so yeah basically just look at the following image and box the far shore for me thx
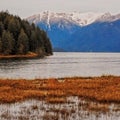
[0,76,120,104]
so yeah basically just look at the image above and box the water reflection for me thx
[0,59,28,70]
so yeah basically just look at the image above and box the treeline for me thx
[0,11,52,56]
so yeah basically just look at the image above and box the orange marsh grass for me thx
[0,76,120,104]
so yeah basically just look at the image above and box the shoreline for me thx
[0,53,53,60]
[0,52,54,59]
[0,53,39,59]
[0,76,120,104]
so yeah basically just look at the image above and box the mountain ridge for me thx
[27,11,120,27]
[27,11,120,52]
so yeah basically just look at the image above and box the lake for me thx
[0,52,120,79]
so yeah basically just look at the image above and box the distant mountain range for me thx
[27,11,120,52]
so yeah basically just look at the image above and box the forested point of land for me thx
[0,11,52,57]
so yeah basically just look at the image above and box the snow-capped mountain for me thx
[27,11,120,52]
[27,11,120,27]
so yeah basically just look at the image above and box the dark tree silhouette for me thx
[2,30,15,55]
[17,29,29,54]
[0,37,2,53]
[0,11,53,56]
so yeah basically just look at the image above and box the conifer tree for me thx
[8,18,21,40]
[30,30,37,52]
[2,30,15,55]
[0,22,4,36]
[17,29,29,54]
[0,37,2,53]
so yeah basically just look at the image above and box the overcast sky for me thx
[0,0,120,18]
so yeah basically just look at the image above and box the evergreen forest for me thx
[0,11,52,56]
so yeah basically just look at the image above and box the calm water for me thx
[0,52,120,79]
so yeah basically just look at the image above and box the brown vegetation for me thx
[0,76,120,104]
[0,52,38,59]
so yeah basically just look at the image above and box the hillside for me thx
[0,11,52,58]
[27,11,120,52]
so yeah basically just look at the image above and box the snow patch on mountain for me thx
[96,12,120,22]
[27,11,120,27]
